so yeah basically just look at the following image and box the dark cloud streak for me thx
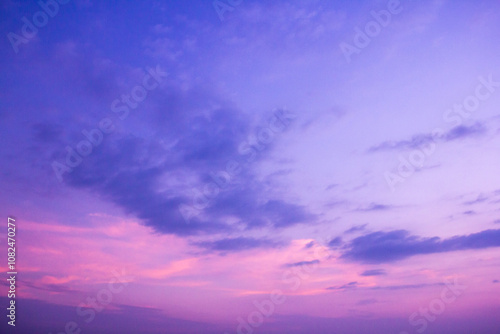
[368,123,487,153]
[341,229,500,263]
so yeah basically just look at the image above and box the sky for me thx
[1,0,500,333]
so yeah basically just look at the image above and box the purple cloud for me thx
[341,229,500,263]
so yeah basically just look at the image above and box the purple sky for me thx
[1,0,500,333]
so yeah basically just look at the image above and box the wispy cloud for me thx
[368,283,445,291]
[195,237,282,253]
[345,224,368,234]
[326,282,444,291]
[360,269,386,277]
[328,237,343,248]
[368,123,487,153]
[444,123,487,140]
[326,281,358,290]
[463,194,489,205]
[341,229,500,263]
[355,203,394,212]
[284,259,320,268]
